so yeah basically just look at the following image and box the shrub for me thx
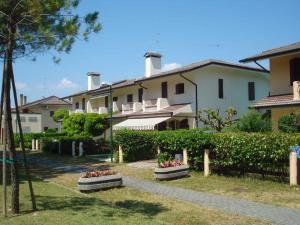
[278,114,300,133]
[114,129,156,162]
[233,110,271,132]
[53,108,69,122]
[157,152,173,164]
[62,113,107,136]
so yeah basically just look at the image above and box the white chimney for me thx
[23,96,27,105]
[144,52,162,77]
[87,72,101,91]
[293,81,300,100]
[20,94,24,106]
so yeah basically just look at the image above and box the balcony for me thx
[99,107,108,114]
[122,102,142,114]
[143,98,169,112]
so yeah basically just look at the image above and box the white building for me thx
[64,52,269,131]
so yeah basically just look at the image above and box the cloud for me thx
[16,82,29,90]
[56,78,78,89]
[161,63,182,72]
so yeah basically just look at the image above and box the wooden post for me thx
[204,149,210,177]
[119,145,123,163]
[31,139,35,151]
[183,148,188,165]
[157,146,161,155]
[35,139,39,151]
[290,151,298,186]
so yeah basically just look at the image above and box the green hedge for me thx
[115,129,300,177]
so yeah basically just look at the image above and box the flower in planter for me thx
[159,160,183,168]
[81,169,116,178]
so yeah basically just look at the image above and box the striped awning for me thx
[113,117,170,130]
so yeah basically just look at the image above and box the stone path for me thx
[25,155,300,225]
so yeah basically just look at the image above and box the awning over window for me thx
[113,117,171,130]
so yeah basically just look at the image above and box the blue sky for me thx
[7,0,300,102]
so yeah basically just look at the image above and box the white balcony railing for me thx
[142,98,169,112]
[122,102,142,114]
[99,107,108,114]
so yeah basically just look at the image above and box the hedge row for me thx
[115,129,300,176]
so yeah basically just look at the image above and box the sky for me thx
[5,0,300,102]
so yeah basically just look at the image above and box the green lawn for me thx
[0,166,269,225]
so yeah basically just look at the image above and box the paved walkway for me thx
[25,155,300,225]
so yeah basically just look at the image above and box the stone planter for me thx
[78,174,122,191]
[154,165,189,180]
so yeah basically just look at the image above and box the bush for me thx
[278,114,300,133]
[53,108,69,122]
[232,110,272,132]
[62,113,107,136]
[114,129,156,162]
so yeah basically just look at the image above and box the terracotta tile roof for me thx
[240,41,300,63]
[252,94,300,108]
[20,96,71,109]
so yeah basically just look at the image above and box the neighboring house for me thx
[19,95,72,131]
[240,41,300,130]
[64,52,269,131]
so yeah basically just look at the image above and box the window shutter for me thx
[290,58,300,85]
[105,96,109,107]
[248,82,255,101]
[82,98,86,110]
[127,94,133,103]
[218,79,223,99]
[161,82,168,98]
[138,88,143,103]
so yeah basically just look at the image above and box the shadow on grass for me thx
[35,195,168,218]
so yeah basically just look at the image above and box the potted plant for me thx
[78,169,122,191]
[154,152,189,180]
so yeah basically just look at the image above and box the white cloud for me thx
[56,78,78,89]
[16,82,29,90]
[161,63,182,72]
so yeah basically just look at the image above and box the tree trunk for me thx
[5,33,19,214]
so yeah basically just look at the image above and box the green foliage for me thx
[114,130,156,162]
[0,0,101,61]
[232,110,272,132]
[198,107,237,131]
[53,108,69,122]
[278,113,300,133]
[45,128,57,134]
[62,113,107,136]
[157,152,173,164]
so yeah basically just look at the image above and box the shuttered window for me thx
[161,82,168,98]
[248,82,255,101]
[218,79,223,99]
[175,83,185,94]
[82,98,86,110]
[113,97,118,102]
[127,94,133,103]
[105,96,109,108]
[290,58,300,85]
[138,88,143,103]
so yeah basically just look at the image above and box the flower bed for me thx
[78,170,122,191]
[154,161,189,180]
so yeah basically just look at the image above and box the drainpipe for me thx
[179,72,199,128]
[109,85,113,162]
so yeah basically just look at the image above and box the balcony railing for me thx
[122,102,142,114]
[142,98,169,112]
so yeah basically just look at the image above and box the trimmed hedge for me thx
[115,129,300,177]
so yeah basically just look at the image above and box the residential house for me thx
[19,95,72,131]
[240,41,300,129]
[64,52,269,132]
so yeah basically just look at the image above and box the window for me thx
[218,79,223,99]
[20,116,26,122]
[127,94,133,103]
[28,117,38,122]
[138,88,143,103]
[290,58,300,85]
[105,96,109,108]
[248,82,255,101]
[113,97,118,102]
[175,83,185,94]
[161,82,168,98]
[75,102,79,109]
[44,127,48,131]
[50,111,54,117]
[180,119,189,129]
[82,98,86,110]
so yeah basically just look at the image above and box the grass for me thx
[0,165,270,225]
[114,164,300,210]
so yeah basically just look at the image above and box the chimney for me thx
[293,81,300,100]
[87,72,100,91]
[144,52,162,77]
[23,95,27,105]
[20,94,24,106]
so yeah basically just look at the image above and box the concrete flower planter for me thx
[154,165,189,180]
[78,174,122,191]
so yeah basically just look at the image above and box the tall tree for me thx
[0,0,101,214]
